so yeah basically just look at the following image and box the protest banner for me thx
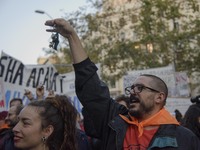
[1,51,190,114]
[123,65,190,98]
[0,78,6,111]
[0,51,82,112]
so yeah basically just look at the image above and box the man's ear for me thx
[155,92,165,104]
[43,125,54,138]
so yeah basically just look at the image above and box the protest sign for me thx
[0,52,82,112]
[123,65,190,97]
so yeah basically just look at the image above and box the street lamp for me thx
[35,10,53,19]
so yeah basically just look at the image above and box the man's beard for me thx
[128,95,154,119]
[129,110,142,118]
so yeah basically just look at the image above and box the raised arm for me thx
[45,18,87,64]
[45,18,127,139]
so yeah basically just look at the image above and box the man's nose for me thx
[130,89,136,95]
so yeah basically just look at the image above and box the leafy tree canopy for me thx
[45,0,200,91]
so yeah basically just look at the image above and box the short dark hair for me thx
[140,74,168,105]
[15,105,24,115]
[10,98,23,106]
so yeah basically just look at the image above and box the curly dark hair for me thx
[28,95,77,150]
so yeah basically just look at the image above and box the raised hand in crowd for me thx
[45,18,87,63]
[24,89,34,101]
[47,90,55,98]
[36,84,44,100]
[24,84,44,101]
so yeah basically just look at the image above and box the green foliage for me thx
[43,0,200,88]
[82,0,200,83]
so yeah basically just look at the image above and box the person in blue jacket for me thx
[45,18,200,150]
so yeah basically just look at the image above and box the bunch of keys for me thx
[49,32,59,50]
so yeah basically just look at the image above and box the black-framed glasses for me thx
[125,84,160,95]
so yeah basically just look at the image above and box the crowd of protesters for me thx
[0,17,199,150]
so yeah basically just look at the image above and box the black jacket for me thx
[76,128,92,150]
[0,128,20,150]
[74,58,200,150]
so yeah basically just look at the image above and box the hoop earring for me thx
[42,137,47,143]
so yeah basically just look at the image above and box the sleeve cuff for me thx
[73,57,92,70]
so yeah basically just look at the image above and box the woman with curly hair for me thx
[13,95,77,150]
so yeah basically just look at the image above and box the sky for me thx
[0,0,87,65]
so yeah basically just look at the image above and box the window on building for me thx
[106,21,113,28]
[131,15,138,23]
[119,17,126,27]
[132,31,137,41]
[146,43,153,53]
[195,4,199,12]
[120,32,125,41]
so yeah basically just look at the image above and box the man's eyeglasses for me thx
[125,84,160,95]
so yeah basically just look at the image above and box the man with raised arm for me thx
[45,18,200,150]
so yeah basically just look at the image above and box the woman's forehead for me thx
[19,106,41,119]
